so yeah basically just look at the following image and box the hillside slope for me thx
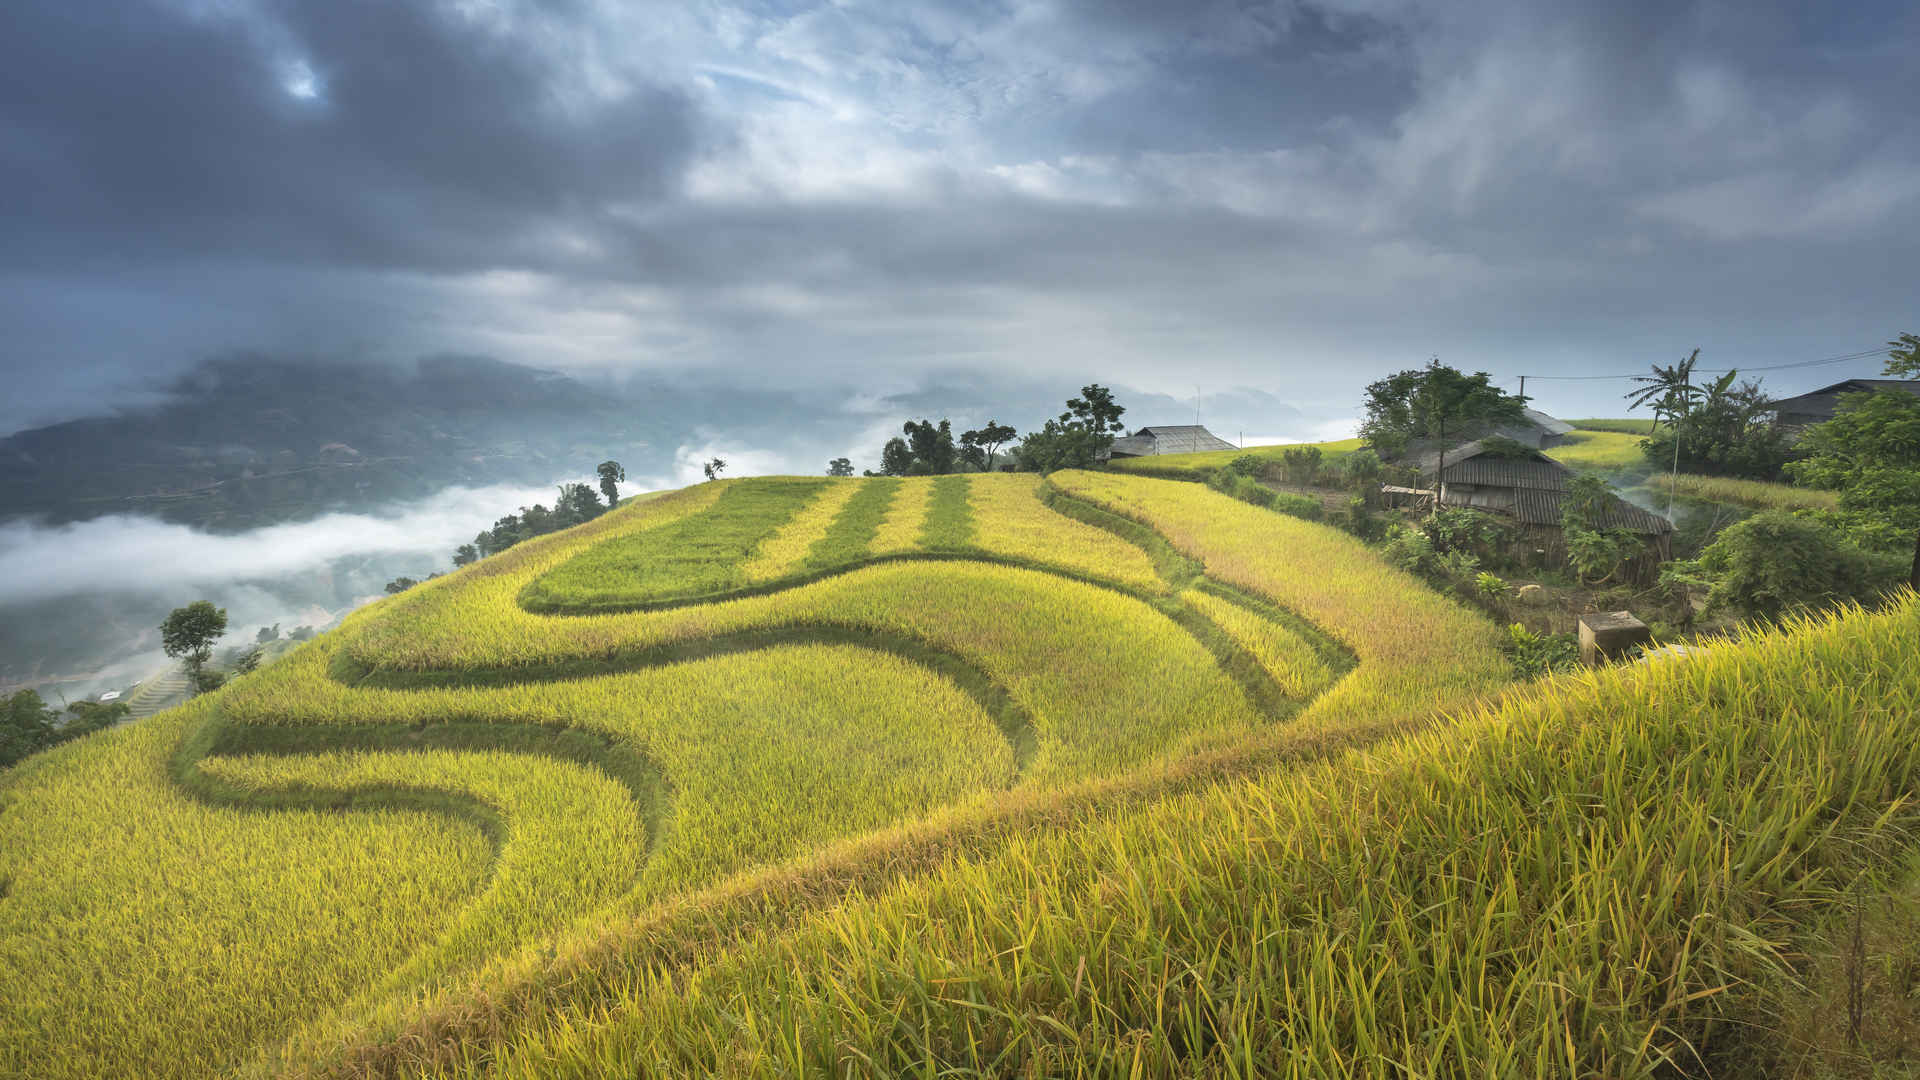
[5,470,1898,1078]
[0,472,1506,1078]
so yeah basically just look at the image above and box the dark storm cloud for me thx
[2,0,700,273]
[4,0,1919,435]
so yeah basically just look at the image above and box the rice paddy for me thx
[0,468,1889,1079]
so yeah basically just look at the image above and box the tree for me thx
[452,543,480,567]
[1065,385,1126,440]
[877,438,914,476]
[384,577,420,594]
[902,419,958,474]
[1014,386,1128,473]
[596,460,625,506]
[555,482,603,525]
[1626,349,1704,515]
[826,457,854,477]
[256,623,281,643]
[960,421,1017,471]
[1884,332,1920,378]
[288,625,315,641]
[160,601,228,681]
[1784,376,1920,552]
[1,690,61,768]
[1359,360,1527,461]
[1637,371,1788,480]
[703,457,727,481]
[64,698,130,735]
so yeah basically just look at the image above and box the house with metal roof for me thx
[1385,436,1673,580]
[1105,425,1239,459]
[1414,440,1673,536]
[1770,378,1920,434]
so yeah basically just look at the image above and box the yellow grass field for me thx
[6,467,1884,1078]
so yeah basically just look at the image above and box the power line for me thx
[1519,345,1894,383]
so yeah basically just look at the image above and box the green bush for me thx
[1667,510,1908,622]
[1503,623,1580,678]
[1268,490,1323,522]
[1281,446,1324,486]
[1340,448,1383,488]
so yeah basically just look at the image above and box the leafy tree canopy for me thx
[1014,385,1127,474]
[826,457,854,477]
[1782,331,1920,549]
[160,601,227,669]
[1360,360,1527,459]
[595,460,625,506]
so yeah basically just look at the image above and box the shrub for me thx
[1340,448,1382,488]
[1422,506,1512,564]
[1503,622,1580,677]
[1224,453,1267,478]
[1669,509,1908,622]
[1269,490,1323,522]
[1281,445,1324,486]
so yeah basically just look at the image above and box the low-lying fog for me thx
[0,478,649,702]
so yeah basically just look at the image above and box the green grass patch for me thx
[806,478,897,568]
[919,475,974,551]
[520,478,829,612]
[1107,437,1365,480]
[1566,417,1659,434]
[1543,429,1650,472]
[443,597,1920,1079]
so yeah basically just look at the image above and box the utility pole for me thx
[1668,368,1687,521]
[1518,375,1527,405]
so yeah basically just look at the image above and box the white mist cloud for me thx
[0,480,572,605]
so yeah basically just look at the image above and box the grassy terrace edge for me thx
[306,593,1920,1078]
[264,473,1504,1079]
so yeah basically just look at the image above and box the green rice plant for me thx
[1646,472,1839,511]
[2,467,1450,1079]
[1179,588,1337,700]
[198,745,645,1002]
[1050,470,1511,731]
[740,479,862,581]
[1544,429,1649,472]
[919,474,974,550]
[430,596,1920,1080]
[1568,417,1659,434]
[1107,437,1366,480]
[520,478,828,612]
[0,701,495,1080]
[804,477,896,568]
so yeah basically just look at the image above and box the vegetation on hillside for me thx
[6,471,1501,1078]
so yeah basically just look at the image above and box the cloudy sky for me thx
[5,0,1917,434]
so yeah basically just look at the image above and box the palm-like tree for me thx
[1626,348,1703,518]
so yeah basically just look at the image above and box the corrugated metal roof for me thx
[1441,455,1571,491]
[1524,409,1575,436]
[1772,379,1920,420]
[1490,488,1672,534]
[1115,425,1239,455]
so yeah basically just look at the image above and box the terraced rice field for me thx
[0,471,1505,1079]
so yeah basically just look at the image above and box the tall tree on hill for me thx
[596,460,625,506]
[827,457,854,477]
[703,458,726,481]
[1626,349,1704,516]
[961,421,1017,471]
[161,601,228,694]
[1361,361,1527,455]
[1014,385,1128,473]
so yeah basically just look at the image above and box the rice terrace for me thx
[0,464,1913,1079]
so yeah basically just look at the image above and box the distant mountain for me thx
[0,355,674,531]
